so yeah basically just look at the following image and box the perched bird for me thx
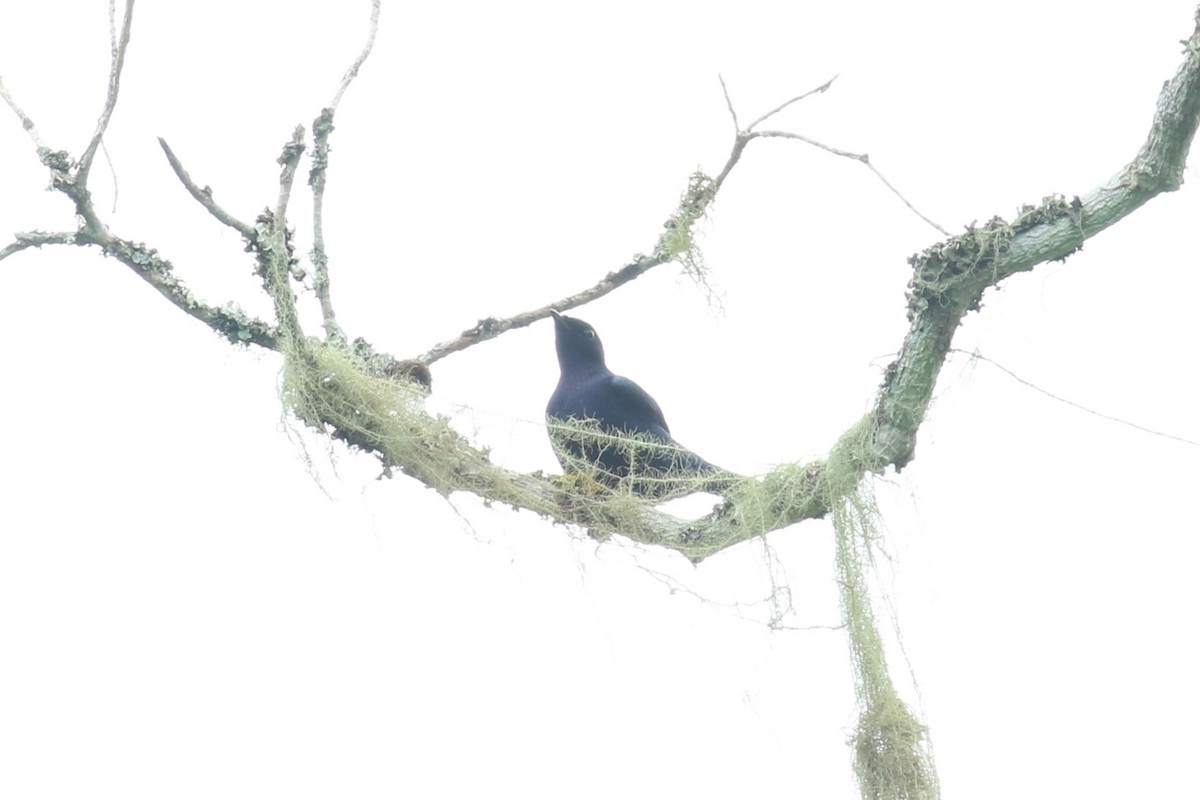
[546,309,728,496]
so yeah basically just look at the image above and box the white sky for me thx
[2,2,1198,798]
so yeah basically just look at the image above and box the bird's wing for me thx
[609,375,671,436]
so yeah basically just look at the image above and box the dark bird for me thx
[546,309,729,496]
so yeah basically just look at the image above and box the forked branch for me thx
[3,4,1199,558]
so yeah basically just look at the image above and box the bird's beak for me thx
[550,309,565,326]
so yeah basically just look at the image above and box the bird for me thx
[545,309,729,496]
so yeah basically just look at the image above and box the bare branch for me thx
[0,75,49,152]
[418,253,666,363]
[753,130,950,235]
[745,75,837,131]
[309,109,343,340]
[419,80,872,364]
[717,74,739,132]
[330,0,381,111]
[0,231,78,262]
[418,73,948,365]
[158,138,257,241]
[416,83,833,365]
[78,0,135,186]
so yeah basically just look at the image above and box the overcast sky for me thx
[2,2,1198,798]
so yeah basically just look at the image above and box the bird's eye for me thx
[585,329,595,338]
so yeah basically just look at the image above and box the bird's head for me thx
[550,309,606,373]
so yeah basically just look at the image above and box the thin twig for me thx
[330,0,381,111]
[952,349,1200,448]
[420,74,948,365]
[78,0,135,186]
[717,74,739,132]
[0,231,79,262]
[745,75,837,131]
[0,75,49,152]
[100,140,119,213]
[753,129,950,235]
[158,137,257,241]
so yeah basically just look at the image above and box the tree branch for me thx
[275,125,306,221]
[77,227,280,349]
[308,0,381,341]
[870,9,1200,474]
[417,73,935,365]
[309,110,342,340]
[0,231,79,262]
[417,253,668,364]
[6,3,1199,561]
[2,4,279,351]
[718,74,740,132]
[78,0,135,187]
[399,10,1200,558]
[750,129,950,235]
[158,138,257,241]
[0,75,49,153]
[329,0,381,112]
[745,75,837,130]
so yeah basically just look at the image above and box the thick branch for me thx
[391,11,1200,557]
[6,3,1199,561]
[872,8,1200,471]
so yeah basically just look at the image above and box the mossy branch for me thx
[3,6,1200,563]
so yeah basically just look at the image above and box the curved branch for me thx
[6,2,1198,561]
[873,9,1200,473]
[398,10,1200,558]
[158,138,257,241]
